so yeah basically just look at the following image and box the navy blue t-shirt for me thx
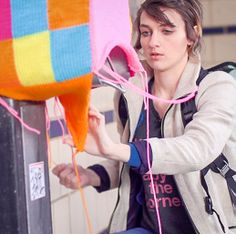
[131,79,196,234]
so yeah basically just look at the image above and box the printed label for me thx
[143,174,182,210]
[29,161,46,201]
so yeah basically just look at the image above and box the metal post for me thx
[0,97,53,234]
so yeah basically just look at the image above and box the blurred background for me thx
[48,1,236,233]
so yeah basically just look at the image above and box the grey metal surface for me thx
[0,98,52,234]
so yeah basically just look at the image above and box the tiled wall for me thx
[49,1,236,234]
[201,0,236,66]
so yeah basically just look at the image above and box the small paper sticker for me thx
[29,161,46,201]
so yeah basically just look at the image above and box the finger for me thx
[52,163,67,176]
[88,111,105,127]
[89,105,99,113]
[71,176,83,188]
[88,107,104,119]
[71,175,87,188]
[58,166,74,183]
[63,136,75,147]
[63,172,77,188]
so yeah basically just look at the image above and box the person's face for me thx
[139,9,192,72]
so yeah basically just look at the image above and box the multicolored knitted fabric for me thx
[0,0,143,150]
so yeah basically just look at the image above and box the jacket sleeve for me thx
[149,71,236,175]
[88,159,120,192]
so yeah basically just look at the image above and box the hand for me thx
[52,163,100,189]
[84,106,115,157]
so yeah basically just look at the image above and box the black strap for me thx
[196,67,209,85]
[209,154,236,207]
[181,68,208,127]
[181,97,197,127]
[200,154,236,233]
[207,61,236,74]
[201,163,226,232]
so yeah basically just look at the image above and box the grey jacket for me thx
[100,56,236,233]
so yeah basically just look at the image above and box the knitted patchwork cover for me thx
[0,0,143,150]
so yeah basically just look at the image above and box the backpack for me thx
[118,61,236,233]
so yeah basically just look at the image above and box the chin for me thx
[149,63,167,72]
[146,59,164,70]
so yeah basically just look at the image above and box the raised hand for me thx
[84,106,114,157]
[84,105,130,162]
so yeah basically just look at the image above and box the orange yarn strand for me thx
[72,151,93,234]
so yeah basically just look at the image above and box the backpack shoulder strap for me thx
[181,68,208,127]
[182,61,236,127]
[207,61,236,74]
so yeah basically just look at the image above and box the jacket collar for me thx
[174,54,201,99]
[123,73,145,139]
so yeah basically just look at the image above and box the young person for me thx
[53,0,236,233]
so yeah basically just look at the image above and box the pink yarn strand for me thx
[53,97,66,140]
[144,76,163,234]
[45,105,51,132]
[98,66,198,104]
[53,97,74,147]
[0,97,40,134]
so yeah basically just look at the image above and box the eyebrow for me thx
[139,24,151,29]
[139,23,176,29]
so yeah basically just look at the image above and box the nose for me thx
[148,31,160,48]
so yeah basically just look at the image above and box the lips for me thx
[150,52,163,60]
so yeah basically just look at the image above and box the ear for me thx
[187,40,193,47]
[187,38,193,47]
[194,25,198,35]
[194,25,202,38]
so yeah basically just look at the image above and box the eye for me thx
[140,31,152,37]
[161,25,174,35]
[162,28,174,35]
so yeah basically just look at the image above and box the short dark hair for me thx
[134,0,203,55]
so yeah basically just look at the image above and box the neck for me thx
[152,56,188,99]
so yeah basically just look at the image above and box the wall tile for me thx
[211,0,236,26]
[53,198,71,234]
[212,34,236,63]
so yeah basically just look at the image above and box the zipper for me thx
[160,104,173,137]
[161,104,200,234]
[108,164,124,228]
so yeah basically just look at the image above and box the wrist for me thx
[86,168,101,187]
[87,164,111,192]
[107,143,130,162]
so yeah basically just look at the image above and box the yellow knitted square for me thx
[13,31,55,86]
